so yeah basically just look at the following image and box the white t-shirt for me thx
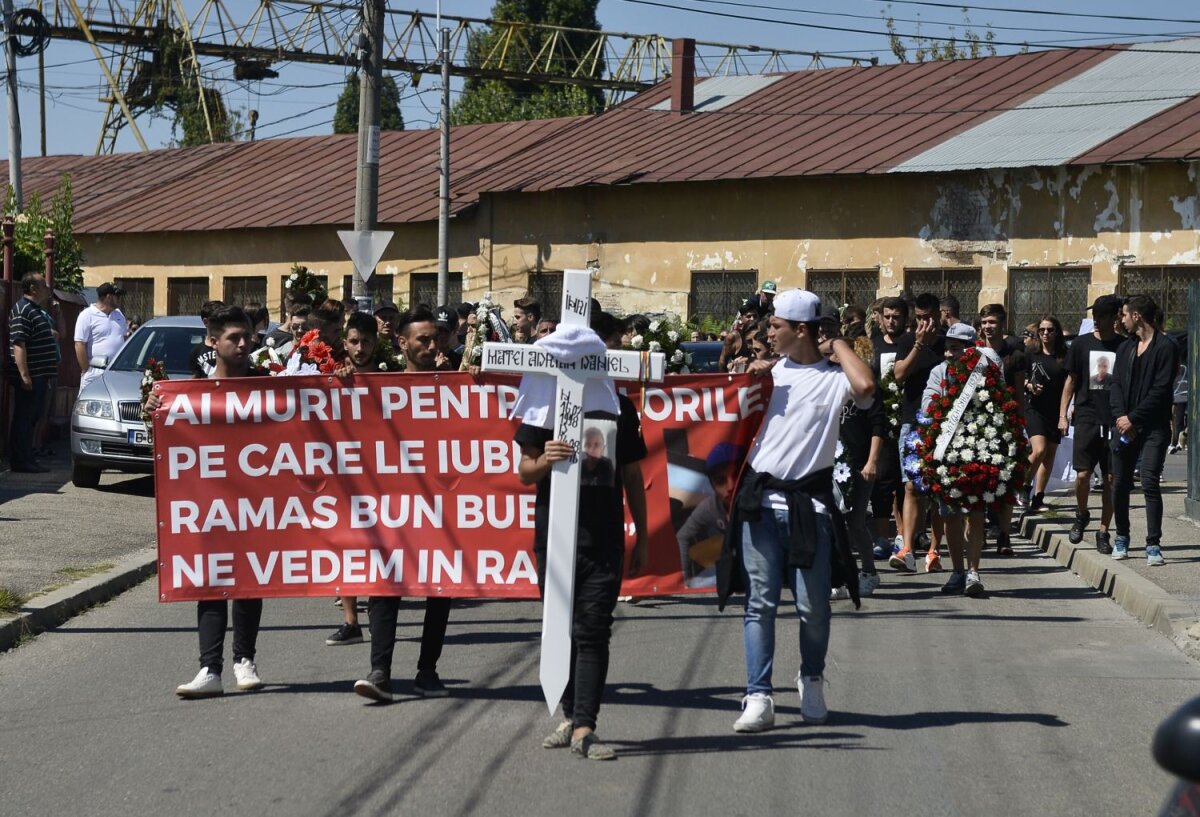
[75,305,128,387]
[747,357,872,511]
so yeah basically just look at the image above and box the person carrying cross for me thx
[513,309,650,761]
[716,289,875,733]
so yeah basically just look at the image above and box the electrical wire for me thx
[856,0,1200,26]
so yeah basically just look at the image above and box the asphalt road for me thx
[2,541,1197,817]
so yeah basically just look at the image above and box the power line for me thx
[857,0,1200,26]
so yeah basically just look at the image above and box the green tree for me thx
[333,74,405,134]
[452,0,605,125]
[4,175,85,292]
[883,5,1008,63]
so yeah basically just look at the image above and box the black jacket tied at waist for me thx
[715,465,860,612]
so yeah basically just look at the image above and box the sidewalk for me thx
[1020,464,1200,661]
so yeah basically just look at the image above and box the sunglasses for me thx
[1038,327,1056,334]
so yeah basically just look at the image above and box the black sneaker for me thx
[414,669,449,698]
[1069,514,1089,545]
[1096,530,1113,555]
[940,572,967,594]
[1029,493,1045,513]
[354,669,393,703]
[325,623,364,646]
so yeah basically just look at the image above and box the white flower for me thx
[833,462,852,483]
[983,492,995,503]
[667,330,679,343]
[950,488,963,499]
[1000,468,1012,481]
[997,484,1007,496]
[887,381,899,393]
[289,272,298,281]
[672,349,684,363]
[285,280,293,289]
[835,440,845,457]
[631,335,644,349]
[649,320,661,332]
[992,454,1005,465]
[967,495,978,504]
[266,337,276,348]
[936,466,949,478]
[947,450,959,463]
[378,362,388,371]
[649,341,663,353]
[978,391,990,402]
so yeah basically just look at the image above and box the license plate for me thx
[128,429,151,447]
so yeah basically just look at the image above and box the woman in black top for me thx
[1024,315,1068,511]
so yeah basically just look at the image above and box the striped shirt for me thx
[8,296,58,379]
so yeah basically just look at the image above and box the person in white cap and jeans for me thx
[716,289,875,733]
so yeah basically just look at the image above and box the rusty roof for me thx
[6,42,1200,234]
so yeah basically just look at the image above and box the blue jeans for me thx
[741,508,833,694]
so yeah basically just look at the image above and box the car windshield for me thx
[110,325,204,376]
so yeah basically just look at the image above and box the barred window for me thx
[222,276,267,310]
[689,270,758,321]
[527,271,564,321]
[113,277,155,321]
[1119,265,1200,330]
[1008,267,1091,335]
[806,269,879,314]
[410,273,463,311]
[905,268,982,317]
[167,278,210,317]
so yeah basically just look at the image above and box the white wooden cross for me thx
[481,269,665,714]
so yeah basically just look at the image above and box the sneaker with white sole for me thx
[798,675,828,724]
[1112,536,1130,560]
[733,693,775,732]
[1146,545,1166,566]
[176,667,223,699]
[233,658,263,690]
[872,537,889,559]
[858,572,881,597]
[889,544,916,572]
[964,569,985,597]
[830,586,851,601]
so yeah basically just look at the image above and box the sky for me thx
[3,0,1200,157]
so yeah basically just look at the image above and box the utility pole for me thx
[436,26,450,306]
[351,0,383,310]
[3,0,22,206]
[38,46,46,157]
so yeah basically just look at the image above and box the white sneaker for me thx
[233,657,263,690]
[176,667,222,699]
[799,675,828,724]
[830,586,851,601]
[733,693,775,732]
[858,572,881,596]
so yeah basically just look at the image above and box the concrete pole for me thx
[437,27,451,306]
[351,0,384,308]
[3,0,23,206]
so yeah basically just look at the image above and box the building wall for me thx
[80,160,1200,324]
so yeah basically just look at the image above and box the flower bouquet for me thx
[905,346,1028,512]
[880,371,902,438]
[372,340,406,372]
[462,292,510,369]
[627,314,692,373]
[250,338,287,374]
[284,329,345,376]
[284,263,327,304]
[140,358,168,443]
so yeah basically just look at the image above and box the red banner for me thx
[154,372,768,601]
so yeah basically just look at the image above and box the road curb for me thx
[1019,515,1200,662]
[0,548,157,653]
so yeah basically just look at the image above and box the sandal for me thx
[996,532,1014,556]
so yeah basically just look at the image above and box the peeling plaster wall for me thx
[79,161,1200,320]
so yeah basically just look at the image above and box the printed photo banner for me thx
[154,372,769,601]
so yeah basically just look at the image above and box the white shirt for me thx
[747,357,872,511]
[75,305,128,388]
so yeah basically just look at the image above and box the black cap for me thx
[96,283,125,298]
[434,305,455,330]
[1088,294,1124,312]
[373,300,400,316]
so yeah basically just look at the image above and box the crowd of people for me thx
[11,270,1185,751]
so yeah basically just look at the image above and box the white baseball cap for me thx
[946,323,977,343]
[773,289,821,322]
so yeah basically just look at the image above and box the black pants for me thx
[536,547,623,731]
[367,596,452,676]
[1173,403,1188,447]
[197,599,262,675]
[9,377,49,468]
[1112,426,1170,546]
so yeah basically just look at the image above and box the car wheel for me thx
[71,462,101,489]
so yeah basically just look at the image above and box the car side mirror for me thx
[88,356,109,370]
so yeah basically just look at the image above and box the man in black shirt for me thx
[1058,295,1125,552]
[890,293,946,572]
[869,297,907,560]
[1110,295,1177,565]
[515,311,649,761]
[188,300,224,378]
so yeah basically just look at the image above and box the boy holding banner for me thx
[717,289,875,734]
[149,306,268,699]
[514,312,650,761]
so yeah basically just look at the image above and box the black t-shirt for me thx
[997,344,1025,386]
[1024,351,1066,420]
[1063,333,1125,427]
[189,343,216,378]
[895,332,946,424]
[514,394,647,555]
[840,386,887,470]
[871,334,901,382]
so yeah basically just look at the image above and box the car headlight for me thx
[75,399,115,419]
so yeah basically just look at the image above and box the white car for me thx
[70,316,204,488]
